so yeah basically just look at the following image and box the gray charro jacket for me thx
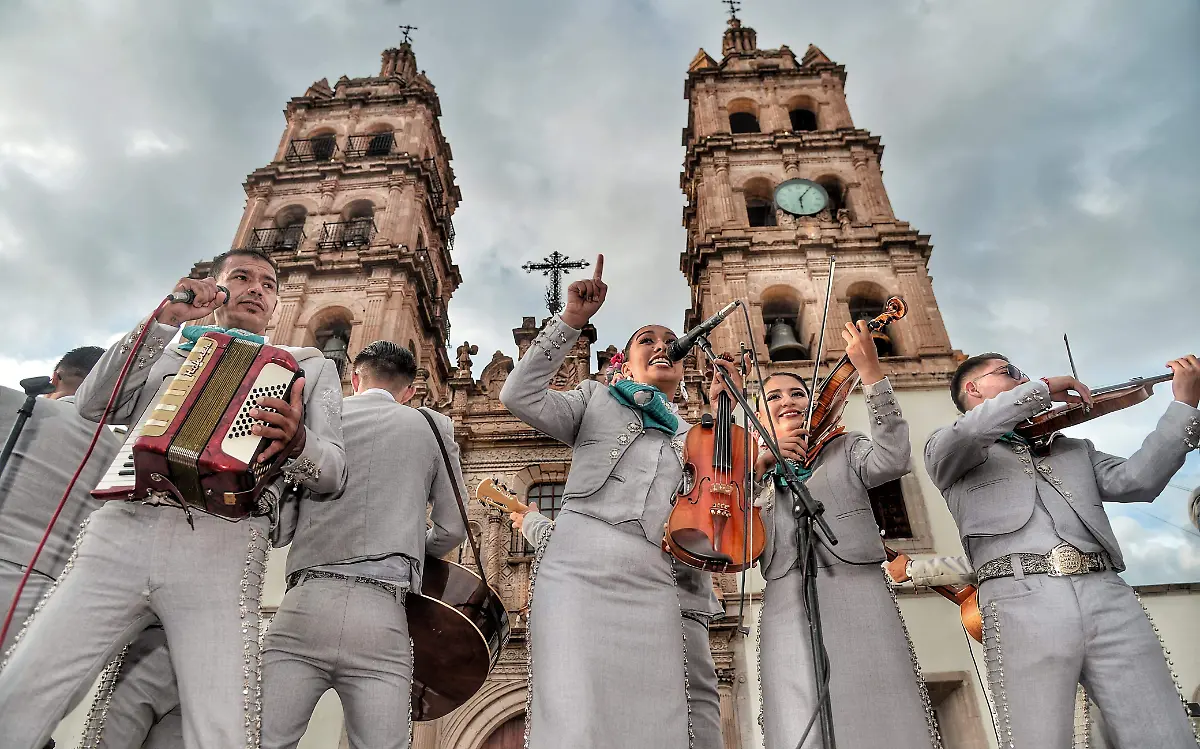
[281,392,467,594]
[75,318,347,511]
[924,378,1200,570]
[0,392,121,577]
[759,377,911,580]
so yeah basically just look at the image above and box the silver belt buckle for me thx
[1047,543,1085,576]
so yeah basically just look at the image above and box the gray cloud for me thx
[1,0,1196,581]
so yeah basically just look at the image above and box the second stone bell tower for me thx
[680,16,959,387]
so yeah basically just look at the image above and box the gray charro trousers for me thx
[261,576,413,749]
[82,626,183,749]
[682,614,722,749]
[0,501,269,749]
[0,560,54,655]
[980,569,1196,748]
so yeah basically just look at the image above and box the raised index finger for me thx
[593,254,604,282]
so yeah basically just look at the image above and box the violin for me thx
[885,548,982,643]
[801,296,908,465]
[666,359,766,573]
[1016,372,1173,445]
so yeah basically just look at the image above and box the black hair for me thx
[209,248,279,280]
[54,346,105,385]
[950,352,1009,413]
[353,340,417,388]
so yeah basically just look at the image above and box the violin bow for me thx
[805,256,837,434]
[1064,333,1090,414]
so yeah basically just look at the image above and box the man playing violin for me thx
[925,353,1200,748]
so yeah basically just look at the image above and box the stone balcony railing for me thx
[242,225,305,253]
[344,132,395,159]
[284,136,338,163]
[317,219,376,249]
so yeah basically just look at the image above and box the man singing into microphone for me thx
[0,249,347,749]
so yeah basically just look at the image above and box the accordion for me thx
[92,332,301,519]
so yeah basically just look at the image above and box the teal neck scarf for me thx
[773,458,814,489]
[178,325,266,353]
[608,379,678,435]
[996,431,1031,448]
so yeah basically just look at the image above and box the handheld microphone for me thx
[665,300,742,362]
[166,285,231,306]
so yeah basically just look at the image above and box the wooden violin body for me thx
[1016,372,1173,444]
[802,296,908,464]
[666,391,766,573]
[885,548,981,643]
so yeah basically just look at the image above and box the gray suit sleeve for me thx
[906,555,976,587]
[520,511,553,548]
[499,316,592,447]
[923,379,1053,491]
[848,377,911,488]
[283,358,347,496]
[76,318,178,425]
[425,411,469,558]
[1088,400,1200,503]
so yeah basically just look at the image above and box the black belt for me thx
[976,543,1110,583]
[287,569,406,599]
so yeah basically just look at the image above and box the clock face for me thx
[774,179,829,216]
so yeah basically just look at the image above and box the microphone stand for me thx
[692,334,837,749]
[0,376,55,514]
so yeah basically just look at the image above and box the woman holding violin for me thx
[499,255,724,749]
[752,319,940,749]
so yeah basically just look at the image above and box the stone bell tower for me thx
[211,41,461,402]
[680,16,959,387]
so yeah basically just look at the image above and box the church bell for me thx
[767,320,807,362]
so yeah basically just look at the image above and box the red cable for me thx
[0,298,173,648]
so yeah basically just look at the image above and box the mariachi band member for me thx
[0,347,119,655]
[260,340,467,749]
[0,248,347,749]
[752,321,940,749]
[499,255,724,749]
[925,352,1200,748]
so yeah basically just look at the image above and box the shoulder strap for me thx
[418,407,489,585]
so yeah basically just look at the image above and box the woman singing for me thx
[500,255,724,749]
[753,321,940,749]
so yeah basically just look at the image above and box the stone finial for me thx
[722,17,757,57]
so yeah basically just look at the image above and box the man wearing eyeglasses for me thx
[924,352,1200,748]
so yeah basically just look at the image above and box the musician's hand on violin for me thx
[560,254,607,329]
[252,376,307,463]
[707,356,742,404]
[1043,375,1093,408]
[156,277,230,327]
[842,320,884,385]
[755,426,808,478]
[509,502,538,533]
[884,554,911,584]
[1167,354,1200,408]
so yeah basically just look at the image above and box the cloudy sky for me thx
[0,0,1196,583]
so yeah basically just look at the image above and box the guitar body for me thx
[409,556,511,721]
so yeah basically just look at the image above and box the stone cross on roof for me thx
[398,25,418,45]
[522,251,589,316]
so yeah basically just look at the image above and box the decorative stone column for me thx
[714,154,738,227]
[380,176,409,246]
[233,185,272,249]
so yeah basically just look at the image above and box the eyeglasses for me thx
[970,363,1025,386]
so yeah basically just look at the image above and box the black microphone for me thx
[166,285,231,305]
[666,300,742,362]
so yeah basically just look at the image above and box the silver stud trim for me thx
[882,566,944,748]
[983,602,1015,748]
[522,518,554,749]
[1133,590,1200,743]
[240,526,269,749]
[78,644,130,749]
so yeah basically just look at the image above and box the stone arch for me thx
[505,463,570,499]
[302,127,338,162]
[272,204,308,229]
[437,677,528,749]
[785,94,820,131]
[813,173,848,219]
[479,352,514,395]
[761,284,807,362]
[340,198,376,221]
[298,304,358,350]
[727,97,761,134]
[842,280,897,356]
[742,176,776,227]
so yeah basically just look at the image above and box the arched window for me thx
[510,482,565,555]
[846,282,894,357]
[273,205,307,250]
[316,322,352,376]
[761,285,807,362]
[743,177,777,227]
[789,108,818,132]
[868,479,912,539]
[309,131,336,162]
[366,131,395,157]
[816,176,847,219]
[728,99,761,134]
[341,200,376,248]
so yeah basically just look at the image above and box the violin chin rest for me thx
[670,528,734,565]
